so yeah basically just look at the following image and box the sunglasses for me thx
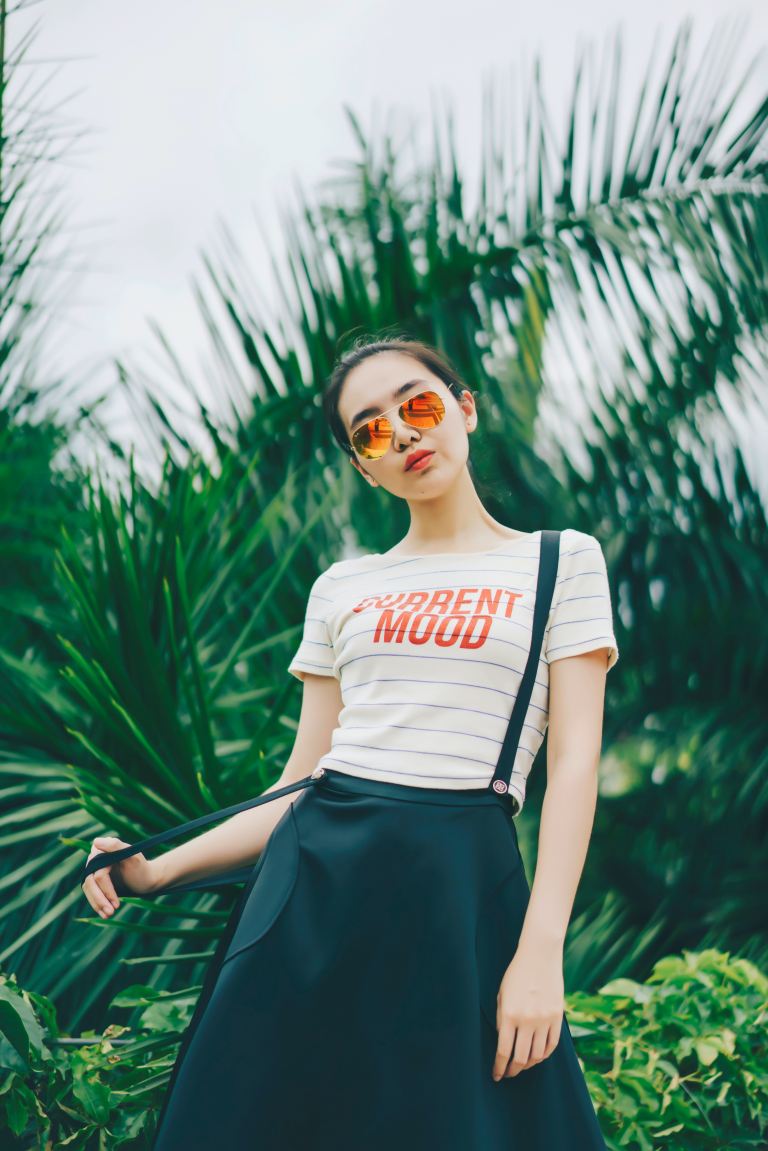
[349,389,448,460]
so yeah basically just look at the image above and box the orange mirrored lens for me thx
[351,391,446,459]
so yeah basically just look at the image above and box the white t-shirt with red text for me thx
[288,529,619,815]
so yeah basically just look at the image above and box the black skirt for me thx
[150,767,607,1150]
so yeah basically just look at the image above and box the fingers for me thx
[493,1021,560,1080]
[84,872,118,918]
[492,1017,515,1081]
[503,1025,535,1077]
[84,837,127,918]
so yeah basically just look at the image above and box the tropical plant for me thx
[570,948,768,1150]
[1,10,767,1051]
[112,15,768,986]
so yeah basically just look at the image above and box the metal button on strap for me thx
[311,767,327,780]
[492,780,508,794]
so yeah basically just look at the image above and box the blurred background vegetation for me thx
[0,3,766,1146]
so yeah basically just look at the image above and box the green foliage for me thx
[0,450,345,1031]
[569,949,768,1149]
[0,967,191,1149]
[2,951,765,1149]
[0,7,767,1146]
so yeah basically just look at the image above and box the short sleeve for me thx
[545,532,619,672]
[287,569,339,681]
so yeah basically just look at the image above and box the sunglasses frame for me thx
[348,388,448,460]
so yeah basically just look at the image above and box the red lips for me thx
[404,450,434,471]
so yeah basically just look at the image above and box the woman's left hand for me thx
[492,944,565,1080]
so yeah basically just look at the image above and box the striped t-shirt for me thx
[287,528,619,814]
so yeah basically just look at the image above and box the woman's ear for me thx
[459,389,479,432]
[349,456,378,487]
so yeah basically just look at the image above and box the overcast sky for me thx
[9,0,768,470]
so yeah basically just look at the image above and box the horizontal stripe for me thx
[321,757,496,782]
[338,696,549,721]
[336,720,544,747]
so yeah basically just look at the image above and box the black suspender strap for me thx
[488,529,561,804]
[78,768,328,896]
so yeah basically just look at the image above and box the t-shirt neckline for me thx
[368,529,542,560]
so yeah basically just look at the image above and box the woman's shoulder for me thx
[557,527,607,552]
[325,550,388,574]
[311,554,376,589]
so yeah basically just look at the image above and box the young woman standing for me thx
[81,336,619,1149]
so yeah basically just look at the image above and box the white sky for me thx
[8,0,768,473]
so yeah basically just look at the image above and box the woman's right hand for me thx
[82,836,161,917]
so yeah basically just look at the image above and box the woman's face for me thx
[338,351,478,497]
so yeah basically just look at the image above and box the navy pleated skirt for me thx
[150,767,607,1150]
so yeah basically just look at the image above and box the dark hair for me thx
[322,334,470,460]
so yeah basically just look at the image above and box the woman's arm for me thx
[491,646,610,1081]
[83,673,343,917]
[152,674,344,893]
[148,776,302,893]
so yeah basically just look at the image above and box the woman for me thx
[81,336,619,1149]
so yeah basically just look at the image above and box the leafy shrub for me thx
[569,948,768,1149]
[1,949,766,1148]
[0,970,193,1149]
